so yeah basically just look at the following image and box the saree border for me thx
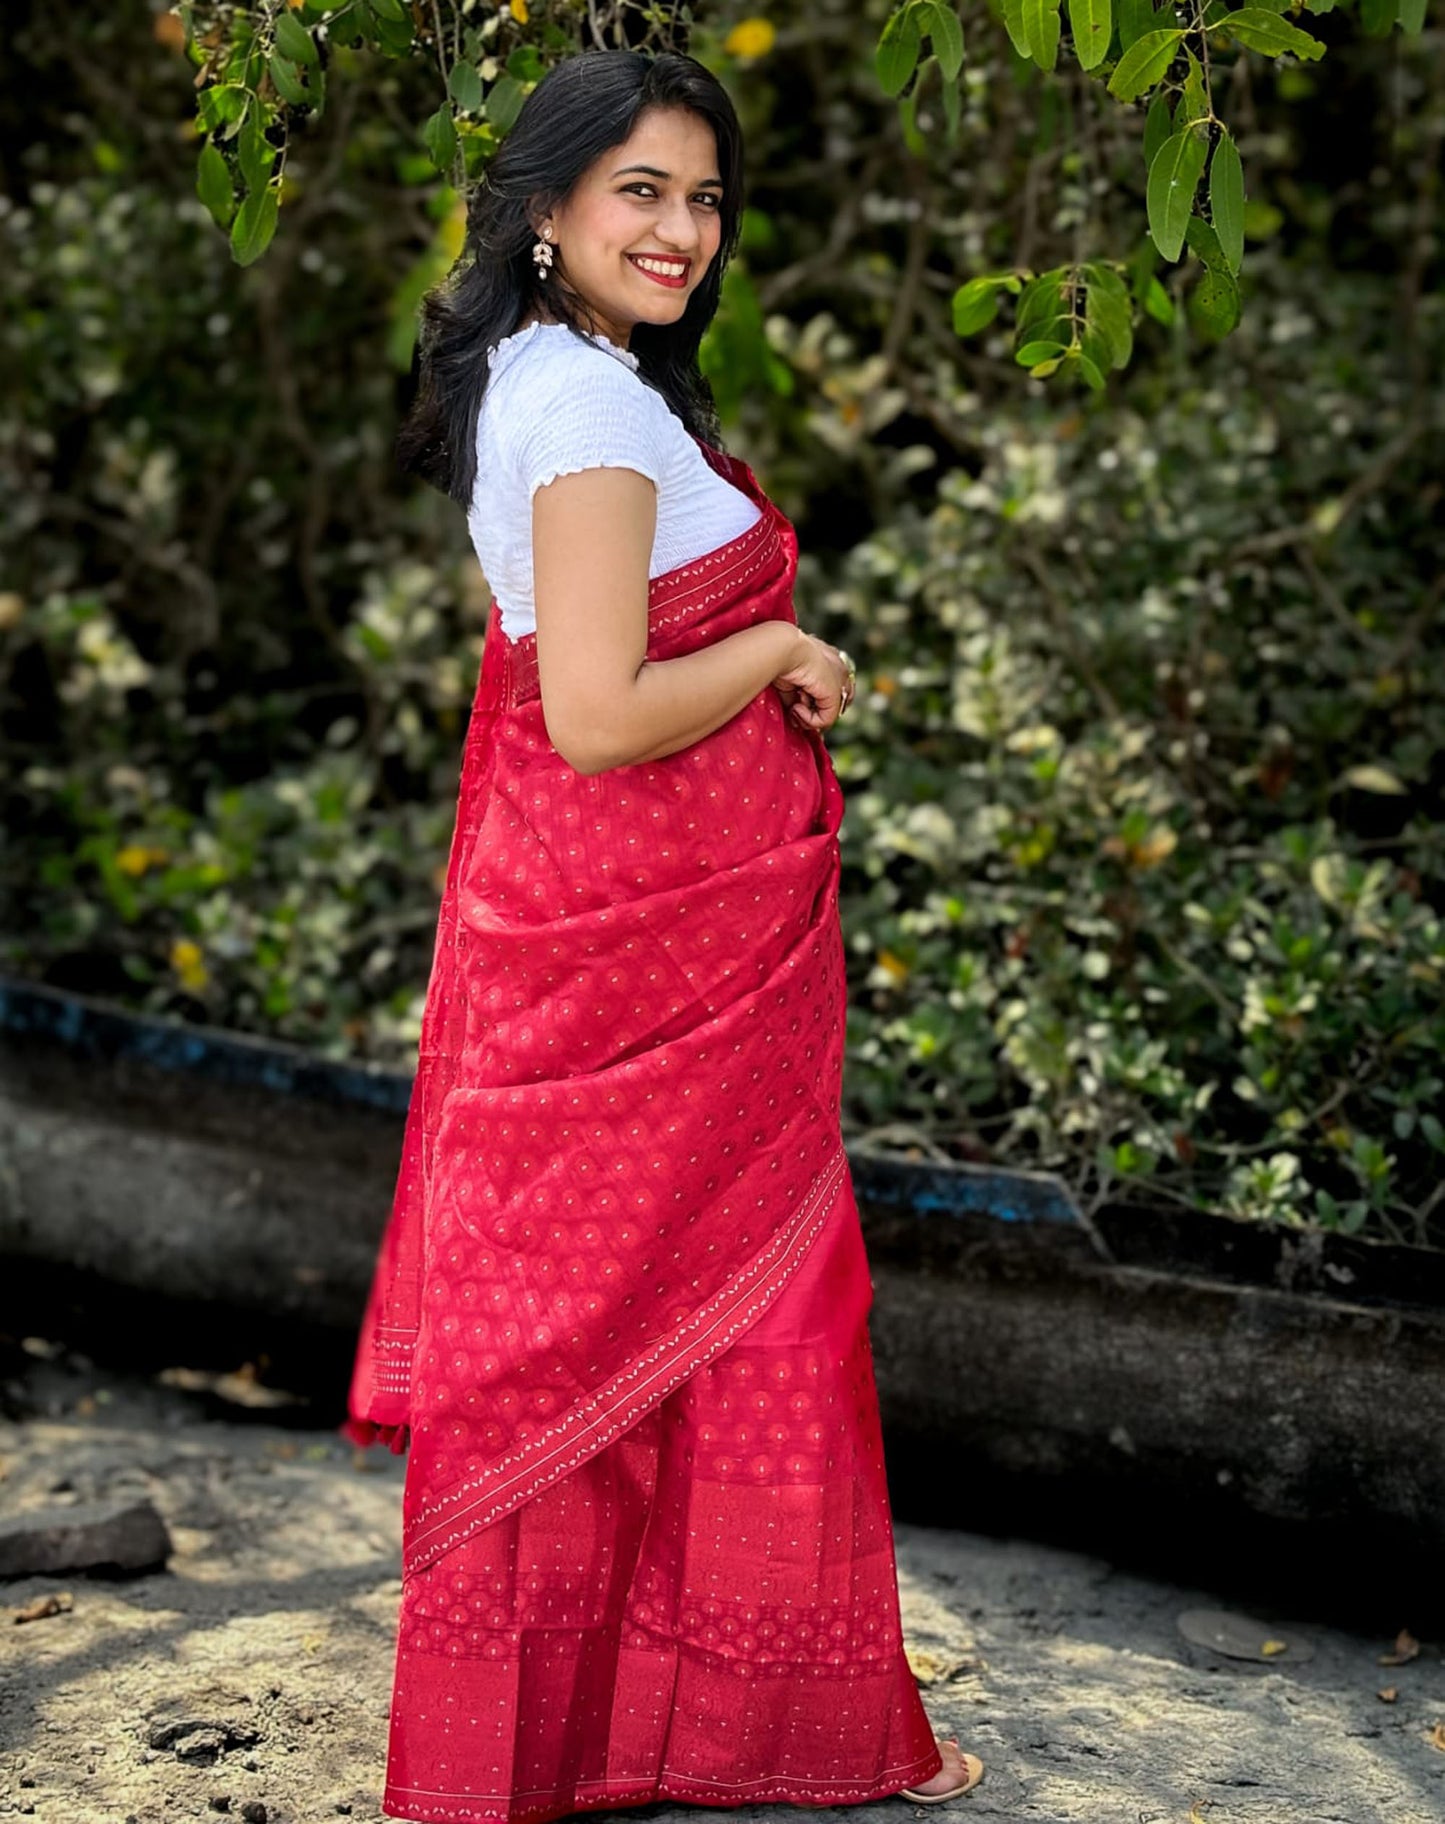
[402,1137,849,1577]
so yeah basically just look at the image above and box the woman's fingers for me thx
[771,644,851,731]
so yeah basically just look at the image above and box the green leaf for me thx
[449,61,484,112]
[1076,350,1107,389]
[1083,267,1134,367]
[1188,264,1241,338]
[1000,0,1034,56]
[230,184,279,266]
[936,62,961,141]
[485,75,526,135]
[1184,214,1229,269]
[1028,356,1064,376]
[1146,124,1208,263]
[951,272,1020,335]
[237,116,274,196]
[1217,8,1327,58]
[1209,130,1245,274]
[1142,89,1173,169]
[1023,0,1063,69]
[876,7,923,95]
[506,45,545,84]
[1116,0,1159,49]
[195,141,235,229]
[1017,271,1067,339]
[267,53,309,107]
[1016,339,1067,364]
[274,11,317,66]
[1359,0,1395,30]
[1068,0,1113,68]
[1107,28,1184,101]
[952,286,1002,336]
[1398,0,1427,27]
[1141,273,1175,324]
[1178,46,1209,124]
[1087,260,1130,298]
[359,0,413,53]
[198,82,248,137]
[422,102,458,173]
[924,0,966,78]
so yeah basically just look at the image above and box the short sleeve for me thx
[506,345,666,501]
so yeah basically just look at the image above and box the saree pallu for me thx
[343,438,942,1821]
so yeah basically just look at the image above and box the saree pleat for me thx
[381,1165,940,1824]
[344,437,943,1820]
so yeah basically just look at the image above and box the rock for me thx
[145,1696,262,1766]
[241,1804,268,1823]
[174,1728,229,1765]
[0,1496,171,1577]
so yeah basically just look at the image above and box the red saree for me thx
[343,438,943,1822]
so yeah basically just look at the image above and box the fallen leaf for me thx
[1427,1722,1445,1753]
[1380,1628,1420,1666]
[905,1646,946,1686]
[13,1591,74,1624]
[903,1646,975,1687]
[1189,1803,1213,1823]
[1260,1638,1288,1657]
[1377,1687,1398,1703]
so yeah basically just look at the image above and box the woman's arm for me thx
[532,465,810,775]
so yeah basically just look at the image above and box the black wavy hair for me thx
[394,48,746,510]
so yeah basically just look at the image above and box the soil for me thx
[2,1339,1441,1823]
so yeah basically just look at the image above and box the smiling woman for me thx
[344,45,982,1824]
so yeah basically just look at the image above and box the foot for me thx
[900,1736,984,1802]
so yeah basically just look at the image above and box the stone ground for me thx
[1,1339,1441,1824]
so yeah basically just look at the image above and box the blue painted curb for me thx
[0,976,412,1116]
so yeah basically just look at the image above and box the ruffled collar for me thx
[487,319,640,372]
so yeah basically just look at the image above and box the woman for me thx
[343,46,985,1823]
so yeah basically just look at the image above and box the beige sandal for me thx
[899,1737,985,1804]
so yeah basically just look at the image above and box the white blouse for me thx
[467,320,763,639]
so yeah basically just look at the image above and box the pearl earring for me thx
[532,223,554,278]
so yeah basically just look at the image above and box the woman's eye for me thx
[624,185,720,208]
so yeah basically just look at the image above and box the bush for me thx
[811,249,1444,1241]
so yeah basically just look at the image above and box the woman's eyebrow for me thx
[611,163,724,188]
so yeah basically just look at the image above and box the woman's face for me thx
[538,106,726,348]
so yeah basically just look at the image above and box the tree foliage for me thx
[178,0,1432,386]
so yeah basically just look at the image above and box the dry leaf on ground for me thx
[13,1591,74,1624]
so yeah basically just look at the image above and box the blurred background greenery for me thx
[2,1,1441,1243]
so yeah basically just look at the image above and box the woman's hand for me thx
[770,629,856,733]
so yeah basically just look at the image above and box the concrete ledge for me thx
[4,976,1443,1564]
